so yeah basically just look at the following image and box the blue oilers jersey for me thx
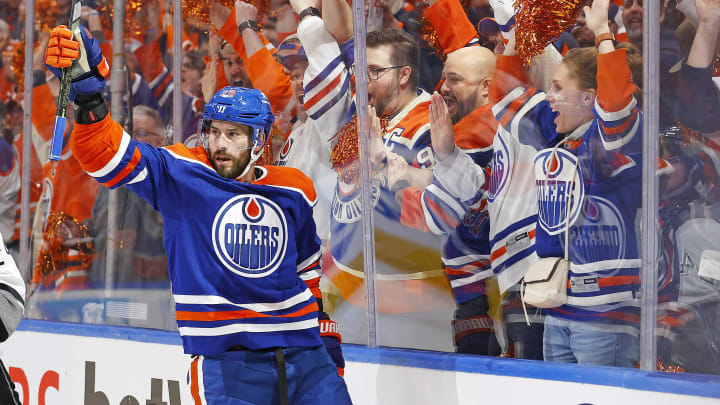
[531,49,644,330]
[71,116,324,356]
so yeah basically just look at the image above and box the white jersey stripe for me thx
[174,289,313,313]
[88,132,132,178]
[492,87,526,117]
[299,269,321,280]
[570,259,642,274]
[449,269,493,288]
[421,196,444,235]
[442,254,490,266]
[179,318,319,336]
[297,250,321,272]
[566,291,635,306]
[594,98,636,122]
[125,167,148,185]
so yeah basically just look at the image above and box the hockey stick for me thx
[49,0,83,161]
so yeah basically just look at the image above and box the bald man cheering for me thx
[391,0,502,355]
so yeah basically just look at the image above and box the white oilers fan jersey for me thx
[71,116,324,356]
[275,15,352,241]
[487,84,559,293]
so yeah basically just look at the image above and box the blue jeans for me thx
[189,346,352,404]
[543,315,639,367]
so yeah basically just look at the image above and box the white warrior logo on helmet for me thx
[212,195,288,278]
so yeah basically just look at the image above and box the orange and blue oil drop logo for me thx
[534,148,585,235]
[277,138,294,165]
[212,195,288,278]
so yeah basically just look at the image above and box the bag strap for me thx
[564,157,580,261]
[521,280,531,326]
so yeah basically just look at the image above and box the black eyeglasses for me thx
[368,65,407,81]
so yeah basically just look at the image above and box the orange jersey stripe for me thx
[255,165,318,204]
[600,109,638,135]
[103,147,142,188]
[424,196,459,230]
[499,89,535,128]
[153,73,173,99]
[302,260,320,272]
[444,261,490,276]
[175,301,318,322]
[71,116,124,174]
[303,72,342,111]
[491,229,536,262]
[565,275,639,289]
[598,275,639,288]
[304,276,322,299]
[190,357,202,405]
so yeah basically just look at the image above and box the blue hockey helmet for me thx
[200,86,274,149]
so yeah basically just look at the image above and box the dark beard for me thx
[626,27,643,44]
[373,75,400,116]
[455,86,481,124]
[210,150,251,179]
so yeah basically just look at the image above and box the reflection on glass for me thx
[654,0,720,375]
[7,0,719,379]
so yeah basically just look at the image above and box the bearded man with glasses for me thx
[323,27,456,351]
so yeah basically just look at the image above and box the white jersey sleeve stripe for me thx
[297,250,322,272]
[88,132,132,178]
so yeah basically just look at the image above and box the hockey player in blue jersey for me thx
[44,23,351,405]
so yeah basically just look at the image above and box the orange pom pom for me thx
[514,0,584,66]
[331,116,361,184]
[331,115,390,184]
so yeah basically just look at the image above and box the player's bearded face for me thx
[207,121,253,179]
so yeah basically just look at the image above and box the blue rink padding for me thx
[18,319,720,399]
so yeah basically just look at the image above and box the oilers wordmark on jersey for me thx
[213,195,287,278]
[534,148,584,236]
